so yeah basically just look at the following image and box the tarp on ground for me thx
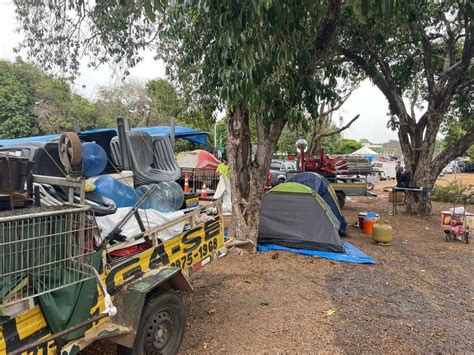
[0,125,208,146]
[288,172,348,236]
[258,182,344,252]
[257,241,374,264]
[177,149,220,169]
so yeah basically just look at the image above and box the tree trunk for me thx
[404,169,438,215]
[308,134,321,157]
[226,103,285,248]
[400,114,444,215]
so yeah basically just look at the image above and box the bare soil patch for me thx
[82,179,474,354]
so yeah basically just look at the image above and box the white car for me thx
[442,162,459,174]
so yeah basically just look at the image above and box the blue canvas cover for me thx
[0,126,208,146]
[288,172,348,236]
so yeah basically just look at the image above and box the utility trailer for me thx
[0,174,225,355]
[302,153,376,208]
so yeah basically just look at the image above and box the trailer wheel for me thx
[121,292,186,355]
[336,191,346,209]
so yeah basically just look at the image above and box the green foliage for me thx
[348,0,398,23]
[158,1,340,128]
[432,181,473,204]
[147,79,183,121]
[97,77,213,130]
[466,145,474,162]
[211,118,228,150]
[276,129,299,155]
[0,59,121,138]
[340,0,473,188]
[333,139,363,154]
[0,61,36,138]
[173,139,207,154]
[15,0,158,76]
[96,79,155,128]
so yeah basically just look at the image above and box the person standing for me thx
[395,161,403,187]
[215,157,232,214]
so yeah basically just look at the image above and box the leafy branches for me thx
[339,0,472,213]
[14,0,158,76]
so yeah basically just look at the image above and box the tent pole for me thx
[300,147,305,172]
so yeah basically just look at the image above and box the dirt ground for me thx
[82,175,473,354]
[436,172,474,187]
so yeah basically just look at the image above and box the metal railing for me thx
[180,168,219,193]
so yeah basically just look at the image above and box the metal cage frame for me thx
[0,206,97,306]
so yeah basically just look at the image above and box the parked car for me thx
[269,159,298,186]
[442,161,461,174]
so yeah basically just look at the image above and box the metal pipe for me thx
[98,184,158,249]
[170,115,176,148]
[300,147,305,172]
[0,206,90,223]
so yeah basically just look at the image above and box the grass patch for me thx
[432,181,473,204]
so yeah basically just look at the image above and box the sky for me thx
[0,0,399,143]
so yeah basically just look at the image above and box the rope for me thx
[31,142,68,178]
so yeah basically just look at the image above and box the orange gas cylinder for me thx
[363,217,377,235]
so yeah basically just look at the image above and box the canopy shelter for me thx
[288,172,348,236]
[350,146,379,156]
[177,149,220,169]
[258,182,344,252]
[0,125,208,147]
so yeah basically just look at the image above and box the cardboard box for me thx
[388,191,404,203]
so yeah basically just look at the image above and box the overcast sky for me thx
[0,0,399,143]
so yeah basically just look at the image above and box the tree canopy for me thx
[0,59,105,138]
[339,0,473,212]
[0,59,200,139]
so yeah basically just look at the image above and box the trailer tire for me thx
[336,191,346,209]
[120,291,186,355]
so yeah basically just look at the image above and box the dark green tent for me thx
[258,182,344,252]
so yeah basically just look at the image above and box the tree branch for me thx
[342,48,411,124]
[311,0,342,63]
[456,79,474,93]
[439,2,473,100]
[432,129,474,174]
[318,114,360,138]
[415,25,435,97]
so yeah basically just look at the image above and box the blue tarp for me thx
[0,125,208,146]
[288,172,348,235]
[257,241,374,264]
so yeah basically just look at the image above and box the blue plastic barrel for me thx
[82,142,107,177]
[94,176,139,208]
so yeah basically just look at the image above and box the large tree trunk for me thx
[399,111,473,215]
[226,103,285,247]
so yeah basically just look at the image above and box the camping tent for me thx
[258,183,344,252]
[288,172,348,236]
[177,150,219,169]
